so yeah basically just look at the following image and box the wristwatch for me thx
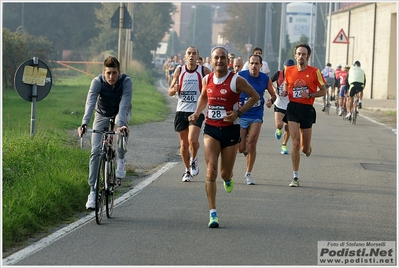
[236,110,242,117]
[309,93,312,99]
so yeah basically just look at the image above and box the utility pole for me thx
[118,3,124,65]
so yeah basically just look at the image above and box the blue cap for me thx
[284,58,295,66]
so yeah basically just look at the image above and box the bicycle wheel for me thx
[106,156,116,218]
[352,108,357,125]
[326,101,330,115]
[95,154,106,224]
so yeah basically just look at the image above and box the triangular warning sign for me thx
[333,28,349,44]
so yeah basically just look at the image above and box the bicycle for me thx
[349,94,359,125]
[324,85,331,115]
[80,118,127,224]
[323,80,334,115]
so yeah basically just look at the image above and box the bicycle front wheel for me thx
[95,154,106,224]
[106,156,116,218]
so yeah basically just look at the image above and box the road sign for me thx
[245,43,253,53]
[14,58,52,102]
[111,4,132,29]
[14,57,53,136]
[333,28,349,44]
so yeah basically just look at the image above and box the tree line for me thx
[2,2,175,88]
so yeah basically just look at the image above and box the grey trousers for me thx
[88,111,131,188]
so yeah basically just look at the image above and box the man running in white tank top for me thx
[168,46,212,182]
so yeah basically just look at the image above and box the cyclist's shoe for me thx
[275,128,282,140]
[305,146,312,157]
[85,190,96,210]
[223,179,234,193]
[208,212,219,228]
[281,145,288,155]
[345,113,352,120]
[190,158,199,176]
[244,174,255,185]
[289,177,299,187]
[358,102,362,109]
[116,158,126,178]
[181,171,192,182]
[322,106,325,112]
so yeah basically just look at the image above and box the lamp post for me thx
[191,5,197,46]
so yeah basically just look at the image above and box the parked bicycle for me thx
[80,118,127,224]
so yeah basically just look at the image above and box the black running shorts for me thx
[203,124,240,149]
[174,111,204,132]
[283,102,316,129]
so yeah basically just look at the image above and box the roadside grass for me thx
[2,65,169,253]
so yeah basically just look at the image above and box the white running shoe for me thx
[345,113,352,120]
[85,191,96,209]
[190,158,199,176]
[244,173,255,185]
[338,109,343,116]
[289,177,299,187]
[116,158,126,178]
[182,171,192,182]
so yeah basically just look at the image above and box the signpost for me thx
[333,28,350,44]
[14,57,52,136]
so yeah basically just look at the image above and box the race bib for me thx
[278,84,284,95]
[207,105,227,120]
[181,91,197,102]
[244,97,261,107]
[293,86,309,98]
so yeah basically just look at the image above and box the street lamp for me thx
[191,5,196,46]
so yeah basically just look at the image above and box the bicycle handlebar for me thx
[80,128,128,148]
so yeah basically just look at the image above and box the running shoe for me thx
[116,158,126,178]
[275,128,282,140]
[358,102,362,109]
[289,177,299,187]
[181,171,192,182]
[345,113,352,120]
[338,109,342,116]
[281,145,288,155]
[322,106,325,112]
[305,146,312,157]
[223,179,234,193]
[85,190,96,209]
[208,212,219,228]
[190,158,199,176]
[244,174,255,185]
[243,150,248,157]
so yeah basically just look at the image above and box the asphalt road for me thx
[4,78,396,266]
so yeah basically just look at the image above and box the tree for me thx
[3,28,54,88]
[2,3,100,57]
[132,3,175,66]
[222,3,259,57]
[186,5,213,58]
[166,30,181,57]
[90,3,175,67]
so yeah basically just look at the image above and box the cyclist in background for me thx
[345,60,366,120]
[338,65,350,116]
[334,64,342,104]
[78,56,132,210]
[321,63,335,112]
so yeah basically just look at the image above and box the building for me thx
[327,2,397,99]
